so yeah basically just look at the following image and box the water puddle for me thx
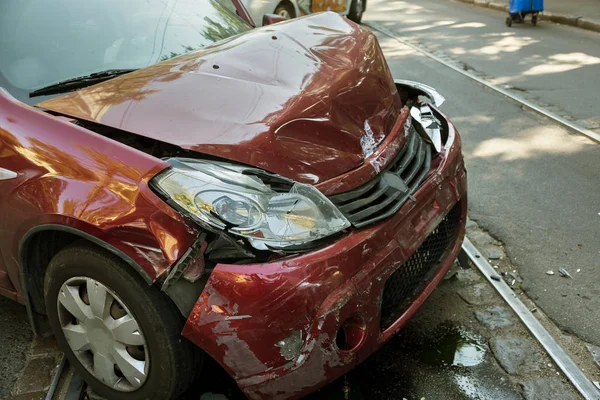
[420,326,486,367]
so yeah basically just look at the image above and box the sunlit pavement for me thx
[365,0,600,132]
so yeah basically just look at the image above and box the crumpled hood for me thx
[38,12,402,184]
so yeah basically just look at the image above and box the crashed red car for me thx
[0,0,466,399]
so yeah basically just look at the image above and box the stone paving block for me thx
[490,336,543,375]
[30,336,61,357]
[586,343,600,368]
[475,306,514,329]
[12,356,59,394]
[521,378,577,400]
[458,283,496,306]
[455,269,482,283]
[1,392,46,400]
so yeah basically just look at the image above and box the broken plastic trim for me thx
[162,234,210,317]
[394,79,447,153]
[394,79,446,107]
[162,233,207,290]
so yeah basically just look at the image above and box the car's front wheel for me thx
[44,243,200,400]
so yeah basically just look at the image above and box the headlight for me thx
[152,159,350,251]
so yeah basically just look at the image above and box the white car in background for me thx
[242,0,365,26]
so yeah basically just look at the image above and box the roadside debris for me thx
[490,275,501,281]
[585,343,600,368]
[546,270,555,276]
[576,269,581,273]
[530,308,538,313]
[487,248,503,260]
[558,268,572,279]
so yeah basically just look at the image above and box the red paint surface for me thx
[38,13,402,185]
[0,90,199,298]
[182,122,467,399]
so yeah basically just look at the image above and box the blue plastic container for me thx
[509,0,544,13]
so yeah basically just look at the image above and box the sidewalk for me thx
[457,0,600,32]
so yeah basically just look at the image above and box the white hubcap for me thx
[57,277,149,392]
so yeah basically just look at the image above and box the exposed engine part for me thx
[394,79,449,152]
[411,104,442,152]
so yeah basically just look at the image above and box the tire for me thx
[505,16,513,27]
[44,243,201,400]
[274,2,295,19]
[348,0,365,23]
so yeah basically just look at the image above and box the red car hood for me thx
[38,13,402,184]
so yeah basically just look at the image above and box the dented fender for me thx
[0,89,199,305]
[180,119,467,399]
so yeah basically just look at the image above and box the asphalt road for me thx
[363,0,600,346]
[364,0,600,131]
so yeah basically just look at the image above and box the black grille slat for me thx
[329,178,380,204]
[387,140,410,172]
[379,205,461,330]
[409,147,431,189]
[329,125,435,228]
[339,183,389,213]
[402,140,425,183]
[390,130,418,175]
[347,189,402,222]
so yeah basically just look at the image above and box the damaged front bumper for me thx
[180,115,467,400]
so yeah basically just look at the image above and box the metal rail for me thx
[364,21,600,145]
[45,356,86,400]
[45,356,66,400]
[461,238,600,400]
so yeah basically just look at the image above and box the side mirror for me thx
[262,13,288,25]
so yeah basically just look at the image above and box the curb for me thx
[454,0,600,33]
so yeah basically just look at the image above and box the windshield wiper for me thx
[29,69,138,98]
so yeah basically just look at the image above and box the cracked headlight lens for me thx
[152,159,350,251]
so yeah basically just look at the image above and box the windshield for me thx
[0,0,251,104]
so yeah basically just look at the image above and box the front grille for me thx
[328,125,432,228]
[379,204,462,331]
